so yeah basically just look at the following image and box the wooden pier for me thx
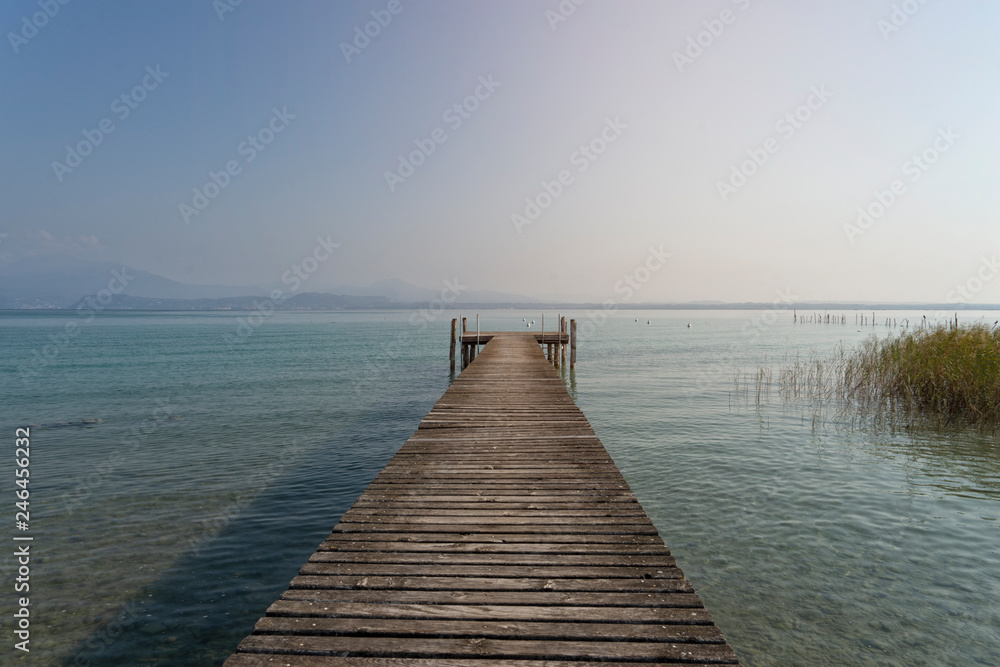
[225,332,740,666]
[452,317,576,372]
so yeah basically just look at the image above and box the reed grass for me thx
[841,323,1000,430]
[735,323,1000,432]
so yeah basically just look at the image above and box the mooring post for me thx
[450,318,457,372]
[570,319,577,368]
[554,313,561,367]
[556,313,560,364]
[461,316,468,369]
[560,316,567,366]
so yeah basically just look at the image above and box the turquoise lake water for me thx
[1,309,998,666]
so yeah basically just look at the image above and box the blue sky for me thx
[2,0,999,303]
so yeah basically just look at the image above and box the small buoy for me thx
[647,320,651,325]
[634,318,638,322]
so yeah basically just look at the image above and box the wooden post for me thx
[462,317,467,334]
[450,319,457,372]
[554,315,561,367]
[560,317,567,366]
[570,319,577,368]
[554,318,563,368]
[470,343,477,363]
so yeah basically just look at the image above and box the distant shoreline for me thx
[2,300,998,313]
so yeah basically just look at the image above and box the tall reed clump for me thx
[841,323,1000,430]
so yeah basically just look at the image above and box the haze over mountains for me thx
[1,255,997,312]
[0,255,535,309]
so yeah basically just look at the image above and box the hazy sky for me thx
[3,0,999,303]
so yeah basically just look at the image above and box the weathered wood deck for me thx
[459,331,569,344]
[224,332,741,665]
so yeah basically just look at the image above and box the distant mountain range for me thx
[320,278,537,305]
[66,293,395,311]
[2,256,999,311]
[0,256,536,309]
[0,255,257,308]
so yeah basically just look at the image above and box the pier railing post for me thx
[570,319,577,368]
[449,318,457,372]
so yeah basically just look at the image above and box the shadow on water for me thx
[64,402,429,667]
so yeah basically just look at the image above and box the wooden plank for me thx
[336,516,654,526]
[225,657,733,667]
[345,504,646,512]
[317,541,668,555]
[267,601,708,620]
[331,523,661,535]
[234,636,740,663]
[298,563,680,578]
[320,532,663,544]
[286,577,693,594]
[307,552,676,567]
[277,583,703,604]
[251,617,726,643]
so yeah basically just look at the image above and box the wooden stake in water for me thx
[450,318,457,372]
[570,319,577,368]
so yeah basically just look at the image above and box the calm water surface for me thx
[0,309,997,665]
